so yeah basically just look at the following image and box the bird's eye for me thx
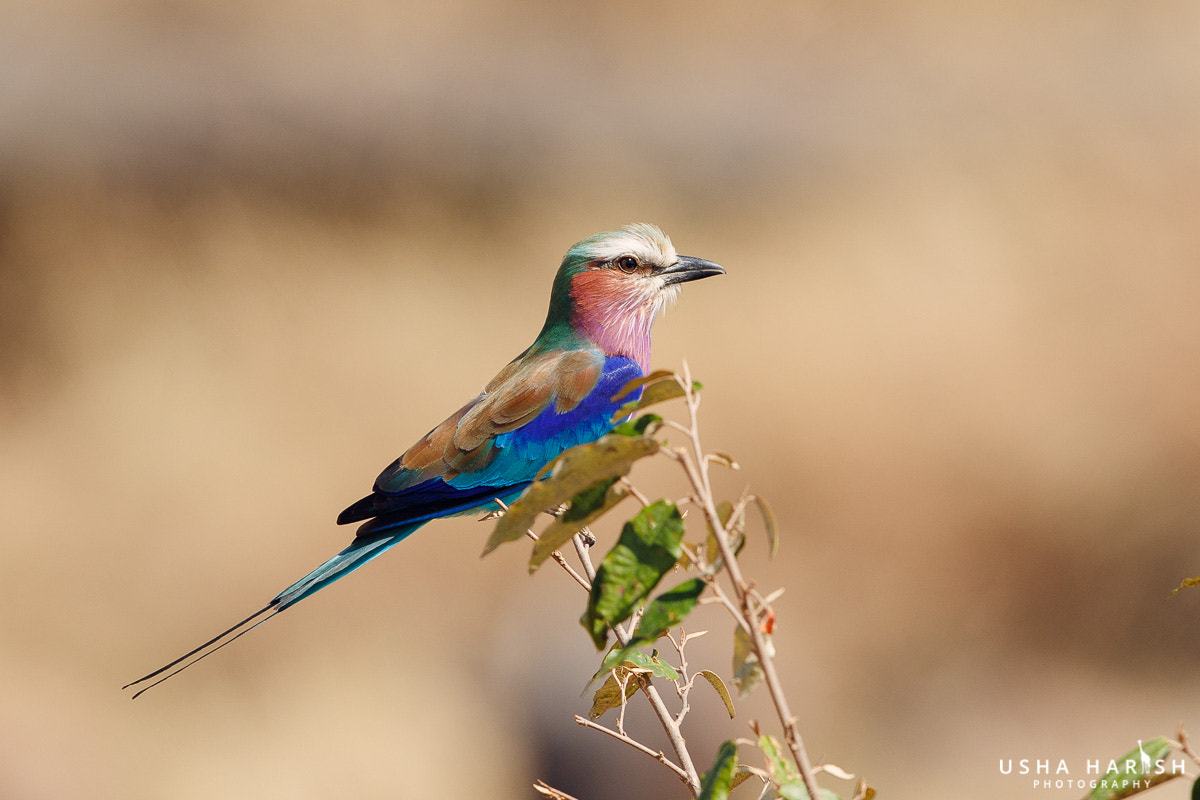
[615,256,639,273]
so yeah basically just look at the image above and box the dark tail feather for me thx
[124,605,282,699]
[124,522,423,698]
[123,604,278,698]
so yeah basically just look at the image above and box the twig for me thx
[619,476,653,507]
[1176,724,1200,770]
[572,530,599,584]
[525,366,827,799]
[575,715,693,786]
[514,506,592,591]
[570,530,702,795]
[674,362,823,800]
[549,550,591,591]
[665,631,693,725]
[533,779,583,800]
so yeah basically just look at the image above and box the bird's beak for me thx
[658,255,726,286]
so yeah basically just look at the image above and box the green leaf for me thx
[758,737,843,799]
[778,782,843,800]
[592,578,706,674]
[634,578,706,642]
[733,626,770,696]
[482,433,659,556]
[1085,737,1180,800]
[610,413,663,438]
[581,501,686,649]
[759,734,800,785]
[587,670,638,719]
[697,669,736,718]
[562,477,619,521]
[594,642,681,683]
[529,478,629,571]
[1191,775,1199,800]
[612,372,693,421]
[778,782,807,800]
[699,741,738,800]
[624,649,679,680]
[588,647,681,690]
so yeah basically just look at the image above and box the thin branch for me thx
[515,506,591,591]
[533,779,583,800]
[1176,724,1200,770]
[614,667,633,736]
[550,551,592,591]
[572,530,599,584]
[660,419,694,437]
[619,476,653,507]
[701,567,753,636]
[616,629,701,793]
[509,506,701,791]
[570,531,702,795]
[674,363,823,800]
[665,630,693,726]
[574,715,693,786]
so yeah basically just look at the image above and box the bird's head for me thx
[542,223,725,370]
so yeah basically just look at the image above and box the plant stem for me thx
[571,532,703,796]
[675,364,823,800]
[574,715,691,784]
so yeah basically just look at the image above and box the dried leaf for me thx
[482,433,658,556]
[697,669,736,718]
[731,768,756,791]
[1172,576,1200,596]
[733,626,771,696]
[706,501,743,569]
[612,370,678,402]
[613,380,688,421]
[587,670,638,719]
[751,495,779,558]
[707,451,740,470]
[678,540,702,570]
[820,763,855,781]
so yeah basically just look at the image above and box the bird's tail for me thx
[123,523,423,698]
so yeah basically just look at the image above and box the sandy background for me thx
[2,2,1199,798]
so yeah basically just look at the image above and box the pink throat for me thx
[570,272,657,372]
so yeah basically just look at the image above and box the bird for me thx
[124,223,724,697]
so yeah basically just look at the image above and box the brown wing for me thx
[374,348,604,490]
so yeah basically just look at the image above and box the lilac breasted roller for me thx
[125,223,724,697]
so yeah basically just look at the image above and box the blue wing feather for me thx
[339,355,642,537]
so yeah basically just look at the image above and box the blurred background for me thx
[3,1,1199,798]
